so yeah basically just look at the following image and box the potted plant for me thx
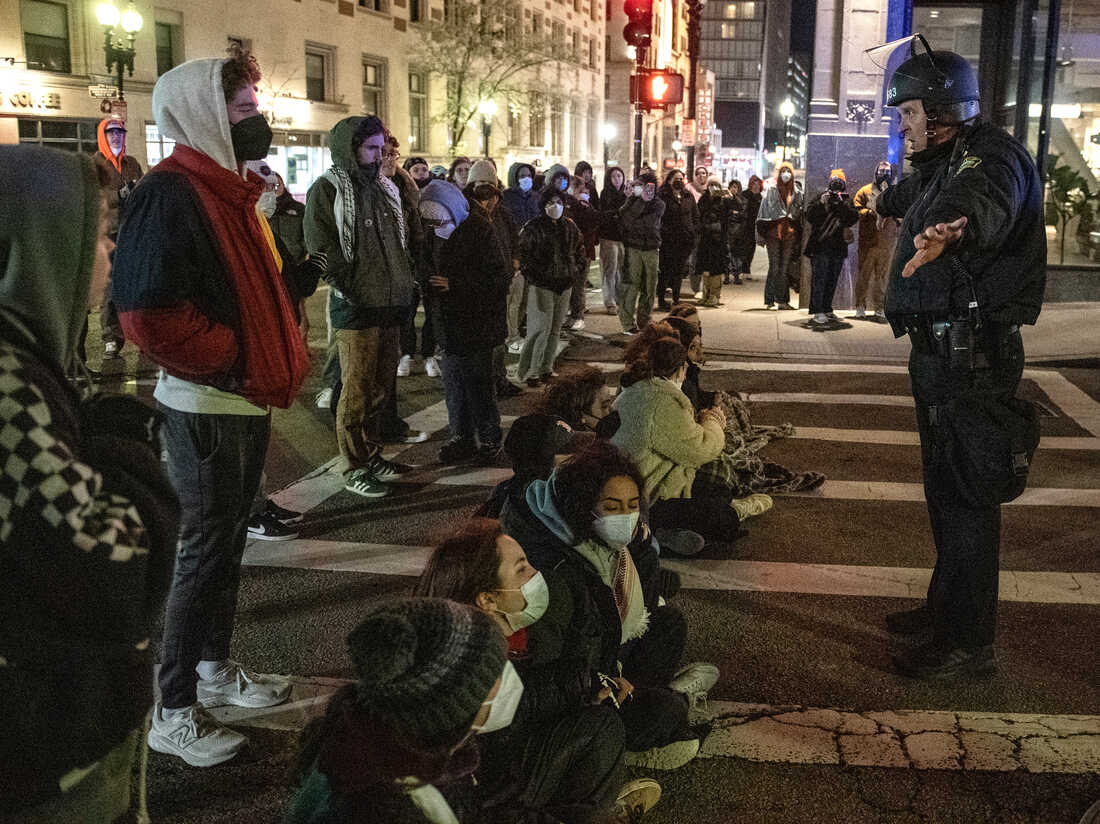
[1045,154,1100,264]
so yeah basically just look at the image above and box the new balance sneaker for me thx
[396,354,413,377]
[345,469,391,498]
[623,737,700,771]
[668,662,719,709]
[246,512,298,541]
[365,455,412,481]
[730,493,773,520]
[196,660,292,708]
[264,499,302,524]
[826,311,839,320]
[613,778,662,823]
[424,356,442,378]
[147,702,247,768]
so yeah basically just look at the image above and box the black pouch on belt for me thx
[930,393,1041,508]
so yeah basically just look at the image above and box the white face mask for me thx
[780,172,792,183]
[592,511,640,547]
[258,190,277,218]
[518,176,533,192]
[472,661,524,734]
[578,192,590,203]
[493,571,550,633]
[545,202,564,220]
[632,185,644,197]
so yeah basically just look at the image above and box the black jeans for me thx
[764,235,796,306]
[909,330,1024,649]
[658,244,693,304]
[619,605,693,750]
[809,252,845,315]
[156,407,270,709]
[399,286,438,358]
[479,705,625,824]
[649,486,741,543]
[442,348,502,447]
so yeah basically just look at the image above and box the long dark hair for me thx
[540,367,607,428]
[416,518,503,605]
[552,442,647,541]
[648,338,687,378]
[622,320,676,385]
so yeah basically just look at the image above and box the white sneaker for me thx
[875,309,887,319]
[854,307,867,318]
[314,387,333,409]
[811,313,829,325]
[103,340,120,358]
[196,660,291,709]
[396,354,413,377]
[730,493,773,520]
[623,737,700,770]
[693,291,703,300]
[767,303,779,311]
[507,339,524,354]
[147,702,247,767]
[424,356,442,377]
[569,318,585,331]
[668,662,719,709]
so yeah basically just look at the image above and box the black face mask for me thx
[828,180,845,193]
[231,114,273,163]
[672,180,684,190]
[875,171,891,185]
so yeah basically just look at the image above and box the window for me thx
[306,45,334,102]
[550,96,563,155]
[21,0,70,73]
[529,92,545,146]
[570,101,582,158]
[723,1,758,18]
[363,58,386,118]
[504,2,520,43]
[589,38,597,70]
[552,21,565,58]
[572,30,581,64]
[358,0,389,12]
[144,122,177,167]
[17,117,100,152]
[574,0,582,13]
[155,21,182,77]
[409,71,427,150]
[588,100,600,155]
[531,11,543,40]
[410,0,421,21]
[508,104,522,146]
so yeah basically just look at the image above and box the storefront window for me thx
[265,132,331,200]
[17,117,98,152]
[21,0,71,74]
[145,122,176,167]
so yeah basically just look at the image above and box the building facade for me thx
[2,0,605,195]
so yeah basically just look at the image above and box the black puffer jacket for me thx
[804,192,858,258]
[598,168,628,241]
[518,214,586,294]
[658,185,699,251]
[619,196,666,251]
[696,191,731,274]
[878,122,1046,335]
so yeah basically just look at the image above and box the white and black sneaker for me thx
[147,702,247,768]
[247,512,298,541]
[668,662,719,709]
[264,499,302,524]
[365,455,412,481]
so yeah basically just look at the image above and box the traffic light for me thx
[630,69,685,109]
[623,0,652,50]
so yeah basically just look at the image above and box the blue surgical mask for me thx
[558,177,568,191]
[518,177,533,192]
[592,511,640,547]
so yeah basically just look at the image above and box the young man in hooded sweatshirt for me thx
[111,48,311,767]
[305,115,417,498]
[0,146,178,821]
[501,162,540,351]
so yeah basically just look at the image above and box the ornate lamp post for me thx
[96,1,143,101]
[779,97,795,164]
[477,98,498,159]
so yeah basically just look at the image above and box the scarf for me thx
[322,166,407,264]
[574,539,650,643]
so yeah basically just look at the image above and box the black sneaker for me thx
[473,442,502,466]
[525,377,542,388]
[893,642,995,680]
[365,455,412,481]
[247,512,299,541]
[496,381,524,398]
[886,605,932,635]
[439,438,478,465]
[264,499,302,525]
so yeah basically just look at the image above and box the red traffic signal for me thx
[623,0,652,49]
[630,69,685,108]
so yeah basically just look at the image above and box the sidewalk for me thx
[578,259,1100,365]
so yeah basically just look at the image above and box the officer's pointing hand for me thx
[902,216,968,278]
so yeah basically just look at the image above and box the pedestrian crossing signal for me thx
[630,69,685,110]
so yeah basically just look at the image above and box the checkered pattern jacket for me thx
[0,336,176,805]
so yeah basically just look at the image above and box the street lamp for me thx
[96,1,143,101]
[477,98,498,159]
[779,97,795,164]
[600,122,616,170]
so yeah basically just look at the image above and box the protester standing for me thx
[112,50,311,766]
[656,170,699,310]
[739,175,763,280]
[618,172,665,333]
[501,162,540,352]
[756,163,802,309]
[804,169,858,326]
[598,166,628,316]
[696,177,731,307]
[725,180,748,285]
[853,160,898,319]
[305,115,415,498]
[565,173,600,330]
[448,156,472,190]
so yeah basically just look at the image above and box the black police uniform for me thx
[877,121,1045,661]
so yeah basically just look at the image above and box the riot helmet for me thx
[886,49,979,108]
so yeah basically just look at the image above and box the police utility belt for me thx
[903,315,1019,370]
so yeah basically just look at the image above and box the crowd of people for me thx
[1,35,1049,824]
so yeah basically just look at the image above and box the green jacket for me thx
[611,377,724,501]
[304,117,414,328]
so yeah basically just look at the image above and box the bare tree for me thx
[411,0,561,155]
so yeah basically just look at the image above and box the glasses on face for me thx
[382,150,400,160]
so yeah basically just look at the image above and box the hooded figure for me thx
[597,166,629,314]
[852,161,898,317]
[755,163,803,309]
[502,161,541,229]
[0,146,178,816]
[696,176,731,306]
[656,169,699,308]
[94,118,144,234]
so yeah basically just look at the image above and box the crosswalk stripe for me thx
[785,480,1100,507]
[241,538,1100,605]
[747,392,914,406]
[789,427,1100,450]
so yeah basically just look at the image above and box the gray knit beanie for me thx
[347,598,506,748]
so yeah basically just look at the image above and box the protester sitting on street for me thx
[477,413,579,519]
[656,170,699,311]
[805,169,859,327]
[416,519,662,823]
[695,177,732,307]
[433,161,514,466]
[287,598,515,823]
[618,172,665,334]
[517,188,586,387]
[113,49,311,767]
[0,145,178,821]
[539,365,617,434]
[598,166,629,316]
[500,442,717,770]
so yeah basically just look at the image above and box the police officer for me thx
[877,47,1046,678]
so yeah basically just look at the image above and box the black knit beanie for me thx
[346,598,505,749]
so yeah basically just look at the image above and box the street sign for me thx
[88,84,119,100]
[104,99,127,121]
[681,119,696,146]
